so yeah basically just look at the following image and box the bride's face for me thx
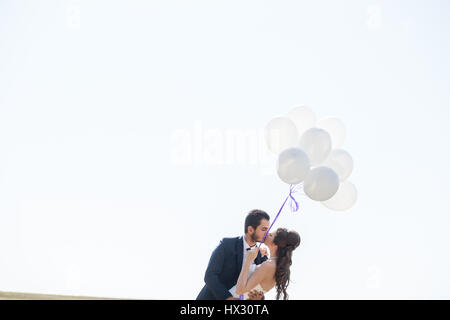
[263,231,275,246]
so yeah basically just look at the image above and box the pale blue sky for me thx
[0,0,449,299]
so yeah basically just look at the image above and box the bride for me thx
[228,228,301,300]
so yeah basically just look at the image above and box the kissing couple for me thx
[196,209,301,300]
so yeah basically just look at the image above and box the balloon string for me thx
[258,184,300,249]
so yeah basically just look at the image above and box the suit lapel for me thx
[236,236,243,270]
[255,251,265,264]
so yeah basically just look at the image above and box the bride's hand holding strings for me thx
[259,247,268,258]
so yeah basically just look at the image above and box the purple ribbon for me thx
[259,184,300,247]
[239,184,300,300]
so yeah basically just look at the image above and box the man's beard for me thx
[251,232,260,243]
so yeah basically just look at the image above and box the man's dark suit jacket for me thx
[196,235,268,300]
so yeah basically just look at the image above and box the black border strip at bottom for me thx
[1,299,447,318]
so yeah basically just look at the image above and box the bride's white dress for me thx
[228,263,268,300]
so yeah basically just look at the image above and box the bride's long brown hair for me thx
[273,228,301,300]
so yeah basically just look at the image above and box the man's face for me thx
[250,219,270,243]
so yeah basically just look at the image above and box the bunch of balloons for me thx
[265,105,357,211]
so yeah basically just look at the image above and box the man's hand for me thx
[225,296,240,300]
[247,290,264,300]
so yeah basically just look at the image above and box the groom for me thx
[196,209,270,300]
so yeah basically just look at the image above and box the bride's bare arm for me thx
[236,248,274,295]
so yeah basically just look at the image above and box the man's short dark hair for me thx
[244,209,270,234]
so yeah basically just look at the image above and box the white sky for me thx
[1,0,449,299]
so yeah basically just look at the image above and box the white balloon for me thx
[316,117,346,149]
[299,128,332,166]
[265,116,299,154]
[277,148,311,185]
[286,105,316,137]
[303,167,339,201]
[322,149,353,181]
[322,181,357,211]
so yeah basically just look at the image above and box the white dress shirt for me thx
[228,235,268,299]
